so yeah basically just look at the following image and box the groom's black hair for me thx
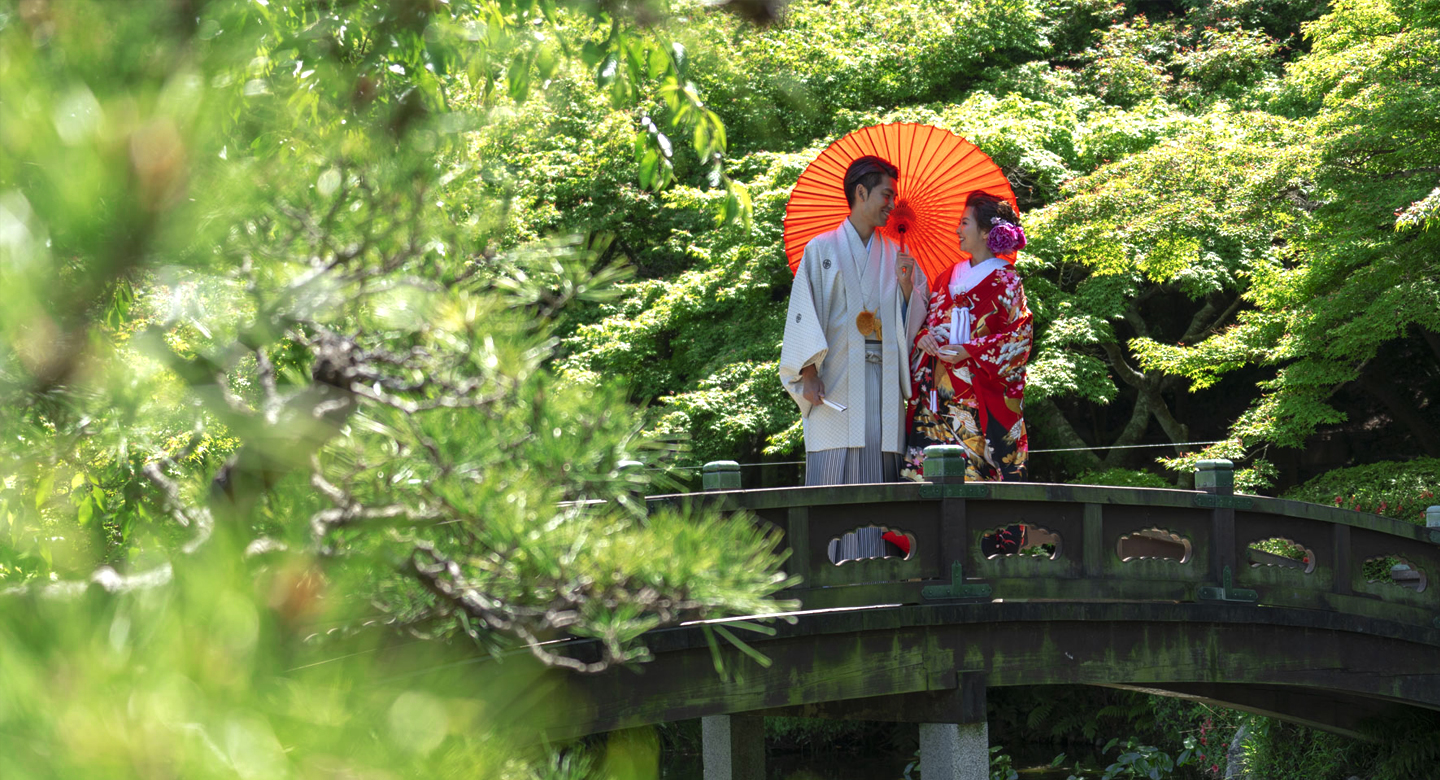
[843,155,899,206]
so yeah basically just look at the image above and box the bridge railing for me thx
[645,449,1440,632]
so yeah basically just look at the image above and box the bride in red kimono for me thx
[903,192,1033,482]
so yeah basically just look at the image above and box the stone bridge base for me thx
[702,675,993,780]
[700,714,991,780]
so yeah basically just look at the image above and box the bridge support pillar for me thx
[701,714,764,780]
[920,671,989,780]
[920,721,989,780]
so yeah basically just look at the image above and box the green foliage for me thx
[497,0,1438,495]
[0,0,795,775]
[990,745,1021,780]
[1157,440,1278,493]
[1172,25,1282,95]
[1243,711,1440,780]
[1242,718,1368,780]
[1065,737,1196,780]
[1144,698,1240,774]
[1251,536,1311,561]
[1037,0,1130,58]
[0,534,551,778]
[5,0,1435,775]
[557,151,801,461]
[680,0,1046,152]
[1283,458,1440,524]
[1072,468,1173,487]
[1142,0,1440,455]
[1079,17,1179,108]
[1360,710,1440,780]
[990,686,1161,744]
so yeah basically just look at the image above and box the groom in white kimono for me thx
[780,156,929,485]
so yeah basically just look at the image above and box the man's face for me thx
[854,175,897,231]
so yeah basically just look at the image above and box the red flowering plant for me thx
[1284,458,1440,526]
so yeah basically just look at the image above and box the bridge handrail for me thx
[640,455,1440,634]
[647,481,1434,543]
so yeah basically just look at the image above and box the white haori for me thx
[779,219,929,455]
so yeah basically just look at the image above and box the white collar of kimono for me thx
[841,218,877,254]
[950,257,1009,296]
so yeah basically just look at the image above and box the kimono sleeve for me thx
[903,263,931,346]
[967,269,1033,384]
[778,251,830,416]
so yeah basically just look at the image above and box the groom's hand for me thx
[896,252,916,291]
[800,365,825,406]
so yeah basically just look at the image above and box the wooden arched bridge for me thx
[538,451,1440,780]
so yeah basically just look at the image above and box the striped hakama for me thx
[806,341,901,485]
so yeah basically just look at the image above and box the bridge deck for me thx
[550,600,1440,741]
[532,464,1440,740]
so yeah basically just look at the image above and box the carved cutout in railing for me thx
[1247,537,1316,574]
[1363,556,1428,593]
[1117,528,1192,563]
[979,524,1061,560]
[827,525,916,565]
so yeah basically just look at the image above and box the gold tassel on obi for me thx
[855,309,881,339]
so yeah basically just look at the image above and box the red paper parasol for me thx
[783,123,1017,281]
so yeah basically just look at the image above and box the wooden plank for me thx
[757,671,985,724]
[787,505,811,586]
[1084,503,1104,578]
[788,582,929,610]
[546,635,954,740]
[1211,505,1237,583]
[1333,524,1353,596]
[980,577,1195,602]
[536,602,1440,741]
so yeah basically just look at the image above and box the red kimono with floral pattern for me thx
[903,261,1033,482]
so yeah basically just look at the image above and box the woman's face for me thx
[955,206,989,258]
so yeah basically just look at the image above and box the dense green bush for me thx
[1283,458,1440,524]
[1071,468,1173,488]
[1243,719,1369,780]
[680,0,1046,152]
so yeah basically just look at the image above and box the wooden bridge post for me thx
[699,460,765,780]
[1196,459,1238,588]
[920,673,989,780]
[702,460,742,491]
[925,445,971,594]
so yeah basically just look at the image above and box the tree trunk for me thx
[1029,397,1103,473]
[1355,371,1440,457]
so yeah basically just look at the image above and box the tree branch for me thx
[1101,342,1191,457]
[1355,370,1440,457]
[1102,393,1154,469]
[1028,397,1102,470]
[1380,165,1440,180]
[1100,341,1150,390]
[1417,326,1440,367]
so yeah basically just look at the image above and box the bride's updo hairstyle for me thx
[965,191,1025,256]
